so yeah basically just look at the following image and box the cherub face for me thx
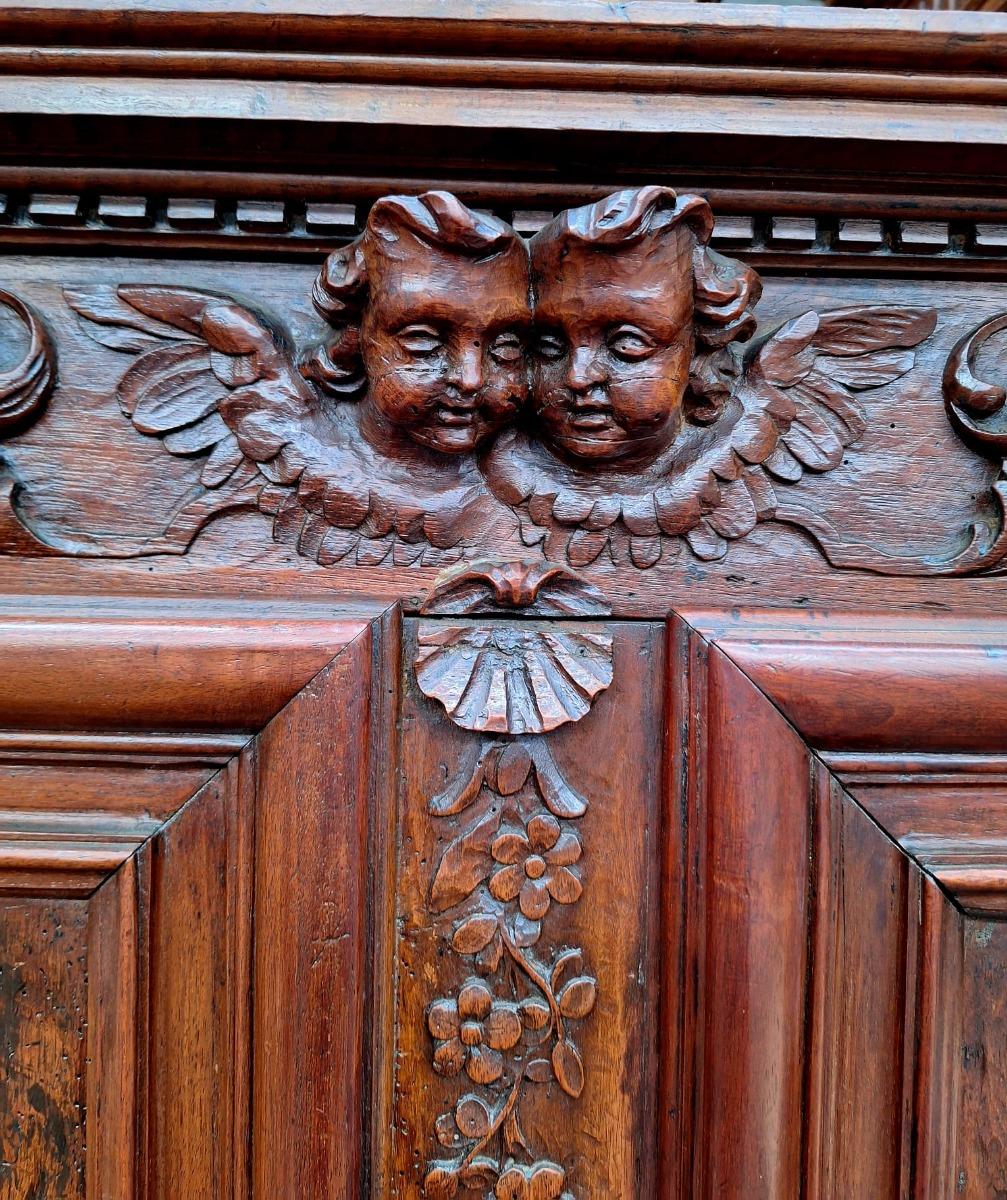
[530,229,694,465]
[360,241,531,454]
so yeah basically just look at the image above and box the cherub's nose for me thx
[447,344,484,394]
[566,345,607,392]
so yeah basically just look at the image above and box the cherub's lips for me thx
[567,411,613,430]
[571,405,619,434]
[434,401,478,426]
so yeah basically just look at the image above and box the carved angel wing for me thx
[66,284,310,489]
[67,285,468,567]
[683,304,938,560]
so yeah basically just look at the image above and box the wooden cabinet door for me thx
[373,593,1007,1197]
[664,610,1007,1198]
[0,598,391,1200]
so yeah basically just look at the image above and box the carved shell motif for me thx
[415,624,613,735]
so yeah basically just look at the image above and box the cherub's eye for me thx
[608,326,657,361]
[398,325,443,356]
[536,332,566,361]
[489,332,522,364]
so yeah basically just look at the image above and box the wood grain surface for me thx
[1,2,1006,1195]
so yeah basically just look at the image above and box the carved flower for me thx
[490,814,582,926]
[428,979,522,1084]
[495,1161,572,1200]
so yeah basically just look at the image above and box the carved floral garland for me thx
[423,737,596,1200]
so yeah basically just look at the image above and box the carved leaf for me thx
[429,810,500,913]
[459,1158,499,1189]
[552,1040,585,1099]
[476,932,503,975]
[551,949,584,993]
[503,1112,531,1157]
[424,1163,460,1199]
[513,914,541,947]
[529,741,588,818]
[559,976,598,1020]
[428,748,486,817]
[452,913,498,955]
[494,742,532,796]
[435,1112,463,1150]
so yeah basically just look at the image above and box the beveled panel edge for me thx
[0,592,388,732]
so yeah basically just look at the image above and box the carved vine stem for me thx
[498,924,565,1042]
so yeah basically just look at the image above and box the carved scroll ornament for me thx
[0,291,55,434]
[414,563,610,1198]
[16,183,1007,578]
[940,313,1007,573]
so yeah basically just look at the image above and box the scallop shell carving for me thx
[415,622,614,735]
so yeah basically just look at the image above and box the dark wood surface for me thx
[3,3,1007,1197]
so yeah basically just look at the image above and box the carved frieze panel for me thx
[389,592,664,1196]
[5,184,1007,599]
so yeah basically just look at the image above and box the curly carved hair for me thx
[530,186,763,424]
[301,191,528,399]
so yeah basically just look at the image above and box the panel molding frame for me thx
[0,592,396,1200]
[666,607,1007,1198]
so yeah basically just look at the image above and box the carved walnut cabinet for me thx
[1,3,1007,1197]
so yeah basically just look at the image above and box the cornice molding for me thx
[0,3,1004,143]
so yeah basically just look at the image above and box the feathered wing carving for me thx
[65,286,488,566]
[697,303,939,559]
[485,305,937,568]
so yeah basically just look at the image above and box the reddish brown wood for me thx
[251,627,375,1200]
[2,4,1007,1197]
[389,619,664,1197]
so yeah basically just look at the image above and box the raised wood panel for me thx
[686,645,812,1197]
[958,916,1007,1196]
[142,767,247,1200]
[803,766,917,1197]
[251,624,376,1200]
[0,898,88,1200]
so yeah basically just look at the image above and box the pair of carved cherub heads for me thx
[299,186,757,470]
